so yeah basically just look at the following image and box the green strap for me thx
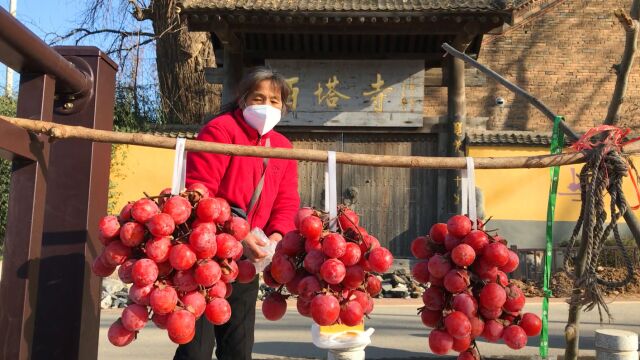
[540,116,565,358]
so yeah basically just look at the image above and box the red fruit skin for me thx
[429,275,444,288]
[99,215,121,240]
[443,269,470,294]
[429,223,448,244]
[463,230,489,255]
[146,236,173,263]
[187,182,210,198]
[499,250,520,274]
[337,207,359,232]
[181,291,207,319]
[169,329,196,345]
[519,313,542,336]
[503,325,528,350]
[152,313,169,329]
[196,197,221,222]
[173,270,198,293]
[310,294,340,326]
[262,292,288,321]
[444,234,463,252]
[300,216,323,241]
[131,198,159,223]
[504,284,526,313]
[281,231,305,257]
[119,222,146,247]
[129,284,154,306]
[150,286,178,315]
[157,261,173,278]
[428,254,452,279]
[223,217,250,241]
[340,301,364,326]
[207,281,227,298]
[220,260,239,283]
[447,215,472,238]
[473,258,499,282]
[322,233,347,259]
[410,236,433,259]
[469,316,485,338]
[479,283,507,310]
[294,207,315,229]
[298,276,322,300]
[167,309,196,343]
[103,241,132,266]
[365,275,382,297]
[118,203,133,222]
[189,224,217,259]
[214,198,232,224]
[262,265,280,287]
[271,255,295,284]
[480,306,503,320]
[422,287,446,311]
[458,350,479,360]
[215,233,237,259]
[359,234,380,254]
[118,259,137,284]
[121,304,149,331]
[108,319,136,347]
[411,261,430,284]
[163,196,192,225]
[157,188,172,207]
[236,260,257,283]
[131,258,159,287]
[297,297,312,317]
[420,309,442,328]
[429,329,453,355]
[146,213,176,237]
[451,244,476,267]
[452,293,478,318]
[339,242,362,266]
[305,238,322,253]
[320,258,347,285]
[342,265,365,289]
[285,269,307,295]
[494,271,509,287]
[304,250,326,274]
[483,242,510,267]
[169,244,197,271]
[92,255,117,277]
[482,319,505,342]
[367,247,394,273]
[445,311,472,339]
[452,336,472,352]
[205,298,232,325]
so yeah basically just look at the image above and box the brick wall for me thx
[433,0,640,132]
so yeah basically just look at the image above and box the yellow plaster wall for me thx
[469,146,640,222]
[109,144,175,214]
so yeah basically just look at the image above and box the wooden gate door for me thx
[287,132,438,258]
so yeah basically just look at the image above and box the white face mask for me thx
[242,105,282,136]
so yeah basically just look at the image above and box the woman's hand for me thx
[242,232,268,262]
[268,232,283,243]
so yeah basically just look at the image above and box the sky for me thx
[0,0,156,96]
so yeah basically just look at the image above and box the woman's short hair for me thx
[219,66,292,115]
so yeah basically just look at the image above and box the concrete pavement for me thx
[98,299,640,359]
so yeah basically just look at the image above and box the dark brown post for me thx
[0,74,54,360]
[222,46,244,104]
[29,47,116,360]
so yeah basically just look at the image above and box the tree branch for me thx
[129,0,152,21]
[604,4,640,125]
[49,28,155,46]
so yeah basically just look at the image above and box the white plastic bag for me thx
[310,323,375,350]
[251,227,277,273]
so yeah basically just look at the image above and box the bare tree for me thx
[50,0,220,125]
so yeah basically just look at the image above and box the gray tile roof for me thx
[179,0,514,12]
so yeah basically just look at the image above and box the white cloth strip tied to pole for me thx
[325,151,338,231]
[460,157,478,229]
[171,137,187,195]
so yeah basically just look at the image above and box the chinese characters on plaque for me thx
[266,60,424,127]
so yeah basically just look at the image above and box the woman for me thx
[175,67,300,360]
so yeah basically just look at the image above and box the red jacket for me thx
[185,109,300,236]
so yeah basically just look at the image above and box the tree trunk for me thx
[150,0,220,125]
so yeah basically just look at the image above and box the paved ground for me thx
[98,298,640,360]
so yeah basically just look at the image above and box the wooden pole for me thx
[2,115,640,170]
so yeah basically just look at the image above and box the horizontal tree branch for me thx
[2,115,639,170]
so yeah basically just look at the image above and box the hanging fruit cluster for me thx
[411,215,542,359]
[93,183,257,347]
[260,206,394,327]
